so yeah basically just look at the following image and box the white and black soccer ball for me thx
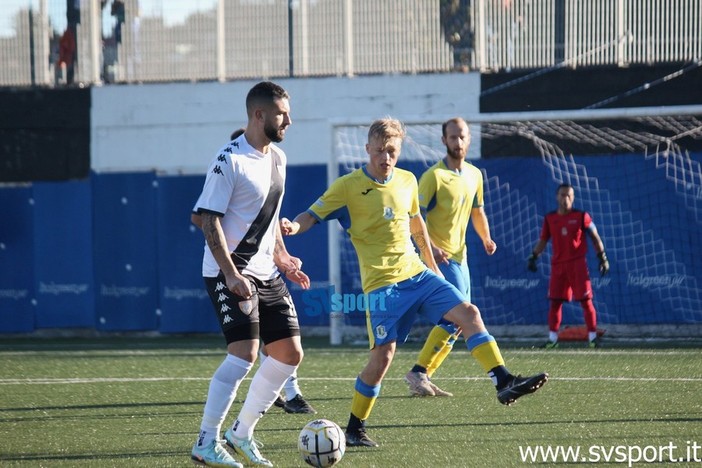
[298,418,346,467]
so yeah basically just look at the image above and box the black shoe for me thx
[345,427,379,447]
[273,395,286,408]
[497,373,549,406]
[283,394,317,414]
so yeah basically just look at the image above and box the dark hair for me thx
[230,127,245,140]
[245,81,290,117]
[557,183,574,192]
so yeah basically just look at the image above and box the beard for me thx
[446,145,466,161]
[264,120,285,143]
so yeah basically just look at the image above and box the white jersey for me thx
[193,134,286,279]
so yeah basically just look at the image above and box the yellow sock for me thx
[350,377,380,421]
[417,326,452,369]
[426,339,455,378]
[467,332,505,372]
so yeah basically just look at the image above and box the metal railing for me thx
[472,0,702,71]
[1,0,701,88]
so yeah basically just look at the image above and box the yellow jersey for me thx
[418,158,483,263]
[308,166,426,293]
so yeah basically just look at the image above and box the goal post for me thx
[328,106,702,344]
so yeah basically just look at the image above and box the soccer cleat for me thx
[541,341,559,349]
[428,381,453,397]
[224,429,272,467]
[283,394,317,414]
[497,373,549,406]
[345,427,379,447]
[191,439,243,468]
[404,370,435,396]
[272,394,286,408]
[588,337,601,348]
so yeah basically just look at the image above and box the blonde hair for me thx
[368,117,405,144]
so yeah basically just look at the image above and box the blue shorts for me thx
[435,259,471,336]
[440,259,471,302]
[365,269,465,348]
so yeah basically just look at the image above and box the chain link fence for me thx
[1,0,701,87]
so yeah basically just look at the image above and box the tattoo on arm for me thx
[203,215,224,253]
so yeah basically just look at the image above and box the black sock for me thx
[489,365,511,389]
[410,364,427,373]
[346,414,363,433]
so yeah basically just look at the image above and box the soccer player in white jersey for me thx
[190,81,310,467]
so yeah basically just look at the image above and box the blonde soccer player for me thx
[281,117,548,447]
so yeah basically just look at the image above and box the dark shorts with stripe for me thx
[204,273,300,345]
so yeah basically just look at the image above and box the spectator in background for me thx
[111,0,125,44]
[58,26,76,85]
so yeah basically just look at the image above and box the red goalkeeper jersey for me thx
[540,209,592,264]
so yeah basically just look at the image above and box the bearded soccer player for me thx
[405,117,497,397]
[190,81,310,467]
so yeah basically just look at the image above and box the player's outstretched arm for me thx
[280,212,317,236]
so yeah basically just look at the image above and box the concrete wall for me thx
[91,73,481,172]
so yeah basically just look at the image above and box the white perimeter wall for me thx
[91,73,480,173]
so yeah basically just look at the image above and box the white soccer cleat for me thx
[224,428,273,467]
[191,439,243,467]
[404,370,435,396]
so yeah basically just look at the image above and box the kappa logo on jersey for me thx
[361,188,373,195]
[220,303,231,314]
[217,292,227,302]
[375,325,387,339]
[217,154,227,162]
[212,165,224,175]
[383,206,394,220]
[215,282,226,292]
[222,314,232,324]
[231,141,239,148]
[239,300,254,315]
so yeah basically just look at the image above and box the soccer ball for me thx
[298,419,346,467]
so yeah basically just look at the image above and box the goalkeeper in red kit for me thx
[527,183,609,348]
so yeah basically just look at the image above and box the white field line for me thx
[0,376,701,385]
[0,349,700,357]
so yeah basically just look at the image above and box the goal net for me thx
[329,106,702,343]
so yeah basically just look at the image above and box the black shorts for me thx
[204,274,300,345]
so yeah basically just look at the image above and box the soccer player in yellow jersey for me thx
[405,117,497,397]
[281,118,548,447]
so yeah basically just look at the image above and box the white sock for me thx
[549,331,559,342]
[232,356,297,440]
[283,371,301,401]
[197,354,253,447]
[262,350,299,400]
[588,331,598,342]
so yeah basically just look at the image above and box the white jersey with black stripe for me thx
[193,134,286,280]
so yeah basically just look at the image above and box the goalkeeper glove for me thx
[598,251,609,276]
[526,253,538,272]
